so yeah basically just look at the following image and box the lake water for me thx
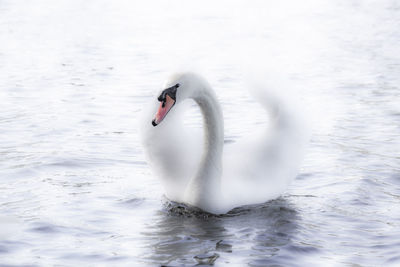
[1,0,399,266]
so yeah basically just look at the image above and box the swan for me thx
[141,72,307,214]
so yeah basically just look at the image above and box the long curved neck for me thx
[195,88,224,169]
[185,83,224,212]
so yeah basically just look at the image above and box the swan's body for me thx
[141,72,306,214]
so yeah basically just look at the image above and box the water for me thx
[1,0,399,266]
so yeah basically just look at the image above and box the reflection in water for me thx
[142,198,300,266]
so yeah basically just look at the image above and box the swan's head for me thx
[151,73,198,126]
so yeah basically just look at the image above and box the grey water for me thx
[1,0,400,266]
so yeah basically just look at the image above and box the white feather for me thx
[140,72,308,214]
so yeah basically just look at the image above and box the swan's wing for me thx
[140,100,203,201]
[222,89,308,207]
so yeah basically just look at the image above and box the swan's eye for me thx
[152,83,180,127]
[157,83,179,102]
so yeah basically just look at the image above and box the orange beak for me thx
[152,94,176,126]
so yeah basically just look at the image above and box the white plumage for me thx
[141,72,307,214]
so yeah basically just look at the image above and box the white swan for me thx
[141,72,307,214]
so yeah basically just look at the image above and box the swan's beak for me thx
[152,94,175,126]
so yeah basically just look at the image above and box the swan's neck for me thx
[185,84,224,211]
[196,88,224,169]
